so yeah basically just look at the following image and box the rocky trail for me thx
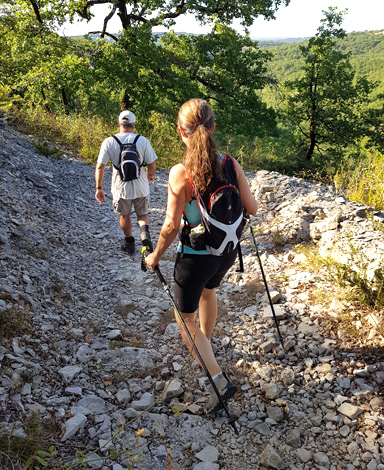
[0,123,383,470]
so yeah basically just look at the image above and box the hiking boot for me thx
[206,372,237,413]
[121,236,135,255]
[140,231,153,253]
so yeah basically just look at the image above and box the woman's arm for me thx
[145,164,188,271]
[233,158,258,216]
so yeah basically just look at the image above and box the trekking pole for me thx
[154,266,239,435]
[141,249,239,435]
[246,215,285,351]
[236,243,244,273]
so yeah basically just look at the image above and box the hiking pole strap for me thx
[154,266,239,435]
[246,216,285,351]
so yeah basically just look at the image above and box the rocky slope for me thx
[0,123,383,470]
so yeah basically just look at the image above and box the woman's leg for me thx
[198,287,217,340]
[174,309,221,377]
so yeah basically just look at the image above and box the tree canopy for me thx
[66,0,290,36]
[282,8,374,160]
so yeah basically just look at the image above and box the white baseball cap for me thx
[118,110,136,125]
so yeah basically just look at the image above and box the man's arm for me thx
[95,163,106,204]
[147,161,156,182]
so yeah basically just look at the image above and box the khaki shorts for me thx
[113,196,149,216]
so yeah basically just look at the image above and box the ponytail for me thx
[178,99,222,193]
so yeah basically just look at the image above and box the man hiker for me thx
[95,110,157,255]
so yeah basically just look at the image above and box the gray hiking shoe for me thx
[206,372,237,413]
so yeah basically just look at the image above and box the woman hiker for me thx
[145,98,258,412]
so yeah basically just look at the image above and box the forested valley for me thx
[1,2,384,210]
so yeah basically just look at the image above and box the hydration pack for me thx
[112,134,146,181]
[181,155,245,256]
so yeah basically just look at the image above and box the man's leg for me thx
[137,214,150,228]
[113,198,135,254]
[120,214,132,237]
[120,214,135,254]
[137,212,152,252]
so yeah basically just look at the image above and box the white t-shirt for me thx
[97,132,157,200]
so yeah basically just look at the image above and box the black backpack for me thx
[111,134,146,181]
[181,155,245,256]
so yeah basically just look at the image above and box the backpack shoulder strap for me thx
[221,154,239,188]
[180,163,198,200]
[111,135,122,170]
[133,135,147,167]
[111,135,122,147]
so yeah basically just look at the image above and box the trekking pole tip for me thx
[229,419,239,435]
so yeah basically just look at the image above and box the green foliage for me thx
[146,112,184,169]
[2,0,384,180]
[0,82,21,111]
[282,8,375,161]
[298,243,384,310]
[0,411,57,470]
[54,0,289,32]
[328,248,384,310]
[24,446,56,468]
[31,139,64,159]
[334,149,384,210]
[160,25,277,138]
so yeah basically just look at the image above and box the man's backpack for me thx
[111,134,146,182]
[181,155,245,256]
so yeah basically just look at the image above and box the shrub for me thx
[334,149,384,210]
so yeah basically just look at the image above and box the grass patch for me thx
[0,411,58,470]
[227,275,265,311]
[156,308,175,336]
[0,305,32,340]
[297,243,384,309]
[296,243,384,344]
[12,105,113,164]
[31,138,64,160]
[11,105,185,169]
[334,149,384,210]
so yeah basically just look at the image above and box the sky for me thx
[59,0,384,39]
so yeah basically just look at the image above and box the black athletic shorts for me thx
[173,250,237,313]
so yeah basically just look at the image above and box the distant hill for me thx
[255,37,309,46]
[261,29,384,110]
[69,32,308,44]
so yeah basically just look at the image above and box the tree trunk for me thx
[61,89,69,114]
[120,89,134,111]
[41,89,51,113]
[306,130,316,160]
[30,0,43,24]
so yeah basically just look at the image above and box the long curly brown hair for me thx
[178,98,222,193]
